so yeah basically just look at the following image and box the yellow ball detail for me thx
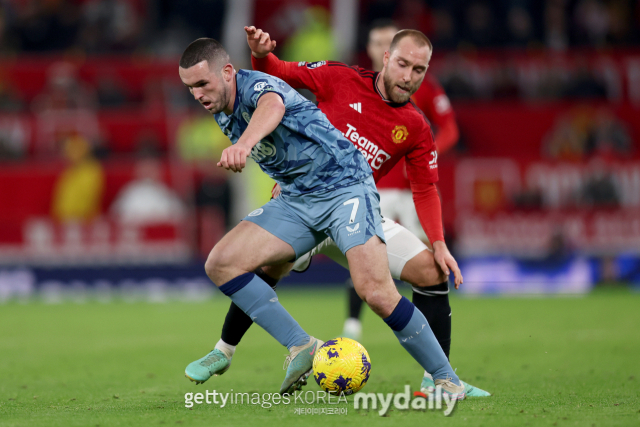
[312,337,371,395]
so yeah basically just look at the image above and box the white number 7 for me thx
[343,198,360,224]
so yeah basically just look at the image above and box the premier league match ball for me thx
[312,337,371,395]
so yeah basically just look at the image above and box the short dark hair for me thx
[368,19,398,35]
[179,38,230,70]
[389,29,433,54]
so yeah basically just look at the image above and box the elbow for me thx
[270,98,286,120]
[274,99,286,115]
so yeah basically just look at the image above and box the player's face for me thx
[367,27,397,72]
[179,60,232,114]
[381,37,431,103]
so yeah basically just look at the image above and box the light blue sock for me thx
[219,272,310,350]
[384,296,460,383]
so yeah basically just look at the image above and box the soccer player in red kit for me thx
[199,25,490,397]
[370,21,459,245]
[344,21,461,343]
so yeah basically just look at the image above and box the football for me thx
[312,337,371,395]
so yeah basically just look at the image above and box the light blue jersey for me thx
[214,70,372,195]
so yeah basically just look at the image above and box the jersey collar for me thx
[373,72,410,108]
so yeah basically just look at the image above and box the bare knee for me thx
[356,280,400,318]
[401,250,447,288]
[204,244,236,286]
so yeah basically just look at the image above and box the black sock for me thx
[412,281,451,359]
[254,267,279,290]
[347,280,364,319]
[220,268,279,346]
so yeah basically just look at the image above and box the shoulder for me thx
[341,64,377,83]
[402,100,435,146]
[237,70,294,103]
[305,61,375,80]
[407,99,432,130]
[237,69,283,89]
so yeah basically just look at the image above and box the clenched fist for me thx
[218,143,251,173]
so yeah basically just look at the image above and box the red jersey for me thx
[252,54,445,243]
[377,74,457,191]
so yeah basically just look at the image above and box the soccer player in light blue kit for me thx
[178,38,465,398]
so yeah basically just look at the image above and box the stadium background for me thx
[2,0,640,297]
[2,1,640,426]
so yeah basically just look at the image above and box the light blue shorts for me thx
[244,175,385,258]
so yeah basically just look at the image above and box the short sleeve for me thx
[240,72,288,109]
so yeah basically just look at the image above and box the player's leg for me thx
[329,178,464,398]
[199,239,326,379]
[342,189,403,338]
[212,254,310,361]
[204,266,285,378]
[220,266,290,341]
[387,223,491,396]
[186,201,324,393]
[344,236,462,398]
[290,219,451,363]
[388,192,456,358]
[379,191,453,357]
[383,220,452,358]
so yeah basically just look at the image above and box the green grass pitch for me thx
[1,286,639,426]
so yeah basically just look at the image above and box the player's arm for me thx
[412,79,459,154]
[406,137,463,287]
[245,26,330,97]
[411,183,462,287]
[218,92,285,173]
[433,114,459,154]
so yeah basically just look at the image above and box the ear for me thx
[383,51,390,67]
[221,63,234,82]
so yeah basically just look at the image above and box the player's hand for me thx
[271,183,282,199]
[244,26,276,58]
[432,240,463,289]
[218,143,252,173]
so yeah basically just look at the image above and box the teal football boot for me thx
[461,380,491,397]
[280,337,324,395]
[421,374,491,397]
[185,349,231,385]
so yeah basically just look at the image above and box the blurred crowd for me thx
[0,0,639,262]
[0,0,638,56]
[432,54,619,101]
[0,0,226,56]
[361,0,640,51]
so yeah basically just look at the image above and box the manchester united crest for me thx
[391,125,408,144]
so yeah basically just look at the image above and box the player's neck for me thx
[375,73,390,100]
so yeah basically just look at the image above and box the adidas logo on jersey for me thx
[349,102,362,113]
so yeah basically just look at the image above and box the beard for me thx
[205,78,230,115]
[382,72,420,104]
